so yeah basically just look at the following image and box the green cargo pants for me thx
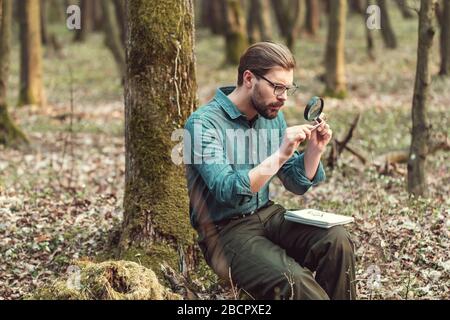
[197,202,356,300]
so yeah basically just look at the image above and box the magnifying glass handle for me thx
[310,118,323,131]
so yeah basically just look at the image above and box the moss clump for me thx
[323,88,347,99]
[0,104,29,147]
[32,260,181,300]
[120,243,179,281]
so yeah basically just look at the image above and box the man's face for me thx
[250,67,294,120]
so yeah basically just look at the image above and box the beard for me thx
[250,89,283,120]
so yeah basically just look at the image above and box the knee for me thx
[325,226,354,257]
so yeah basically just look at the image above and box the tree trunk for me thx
[394,0,414,19]
[101,0,125,81]
[18,0,45,107]
[305,0,320,36]
[438,0,450,76]
[407,0,436,196]
[91,0,103,31]
[324,0,347,98]
[0,0,28,147]
[377,0,397,49]
[271,0,303,51]
[40,0,48,45]
[365,0,376,60]
[247,0,272,43]
[47,0,64,24]
[222,0,248,65]
[120,0,198,277]
[348,0,364,14]
[207,0,224,35]
[74,0,92,42]
[113,0,126,46]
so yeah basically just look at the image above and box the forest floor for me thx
[0,10,449,299]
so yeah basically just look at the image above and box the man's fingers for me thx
[318,124,330,135]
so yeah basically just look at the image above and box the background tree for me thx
[305,0,320,36]
[394,0,414,19]
[271,0,303,51]
[222,0,248,65]
[437,0,450,76]
[247,0,272,43]
[18,0,45,107]
[348,0,364,14]
[119,0,198,276]
[324,0,347,97]
[0,0,28,146]
[73,0,92,42]
[101,0,125,80]
[202,0,224,35]
[40,0,48,45]
[408,0,437,196]
[113,0,126,46]
[378,0,398,49]
[364,0,376,60]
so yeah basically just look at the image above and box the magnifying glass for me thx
[304,96,324,131]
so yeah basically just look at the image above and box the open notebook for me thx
[285,209,354,229]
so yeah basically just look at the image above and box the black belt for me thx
[215,200,274,228]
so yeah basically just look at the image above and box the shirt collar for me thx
[214,86,256,121]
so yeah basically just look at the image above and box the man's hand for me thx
[279,125,314,160]
[308,120,332,153]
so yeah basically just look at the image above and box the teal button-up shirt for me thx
[184,87,326,230]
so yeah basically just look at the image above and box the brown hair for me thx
[237,41,296,86]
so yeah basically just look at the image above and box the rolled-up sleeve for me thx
[276,113,326,195]
[184,116,254,207]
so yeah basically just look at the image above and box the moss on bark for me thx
[0,104,28,147]
[120,0,198,274]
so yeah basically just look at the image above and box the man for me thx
[184,42,356,300]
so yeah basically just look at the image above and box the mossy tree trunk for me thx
[438,0,450,76]
[271,0,303,51]
[222,0,248,65]
[247,0,273,43]
[18,0,45,107]
[120,0,198,277]
[324,0,347,98]
[408,0,436,196]
[0,0,28,147]
[101,0,125,81]
[377,0,397,49]
[305,0,320,36]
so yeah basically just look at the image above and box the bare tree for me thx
[73,0,92,42]
[271,0,303,51]
[408,0,437,196]
[0,0,28,146]
[247,0,272,43]
[438,0,450,76]
[305,0,320,36]
[394,0,414,19]
[101,0,125,80]
[222,0,248,65]
[377,0,397,48]
[18,0,45,107]
[324,0,347,97]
